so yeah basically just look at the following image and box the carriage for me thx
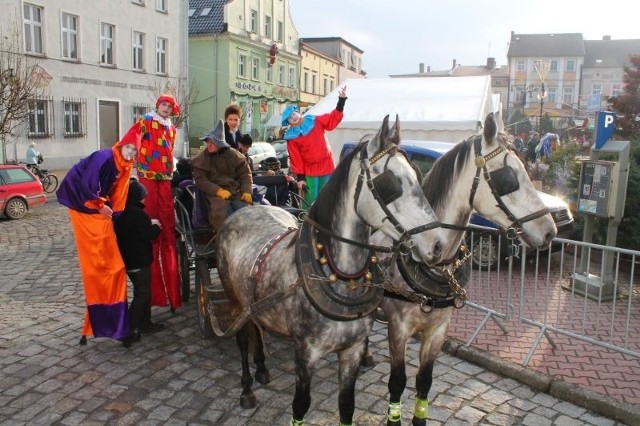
[173,170,307,337]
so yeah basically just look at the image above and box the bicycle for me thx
[27,164,59,193]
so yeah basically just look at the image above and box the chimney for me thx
[603,35,611,40]
[419,63,425,73]
[486,57,496,70]
[452,59,457,69]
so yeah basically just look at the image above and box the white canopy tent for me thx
[305,76,501,161]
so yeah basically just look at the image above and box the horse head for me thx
[468,113,556,249]
[353,114,445,264]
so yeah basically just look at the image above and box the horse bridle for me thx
[353,141,442,248]
[468,135,550,240]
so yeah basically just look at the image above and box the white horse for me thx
[373,113,557,426]
[216,115,449,425]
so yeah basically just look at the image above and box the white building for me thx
[0,0,188,169]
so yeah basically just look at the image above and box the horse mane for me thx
[423,138,472,211]
[423,129,513,212]
[308,140,366,226]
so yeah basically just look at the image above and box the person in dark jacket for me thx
[114,179,162,342]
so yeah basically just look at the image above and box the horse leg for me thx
[411,313,451,426]
[386,324,409,426]
[290,349,313,425]
[360,337,374,368]
[337,343,365,426]
[236,322,256,409]
[249,321,271,385]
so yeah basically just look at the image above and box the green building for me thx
[188,0,300,146]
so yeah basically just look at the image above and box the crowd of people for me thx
[55,86,348,348]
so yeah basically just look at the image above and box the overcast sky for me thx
[289,0,640,78]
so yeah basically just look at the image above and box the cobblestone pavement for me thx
[0,200,635,425]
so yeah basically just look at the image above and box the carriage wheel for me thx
[177,240,191,303]
[195,258,214,338]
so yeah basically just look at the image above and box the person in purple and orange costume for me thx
[57,121,144,348]
[136,94,182,319]
[281,85,347,205]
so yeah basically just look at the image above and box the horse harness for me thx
[294,141,443,320]
[468,135,550,241]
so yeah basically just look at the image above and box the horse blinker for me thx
[488,165,520,197]
[370,169,403,205]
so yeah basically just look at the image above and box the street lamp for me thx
[537,82,547,135]
[534,60,550,136]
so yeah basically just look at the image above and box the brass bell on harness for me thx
[364,271,373,281]
[370,256,378,264]
[328,274,337,283]
[319,257,328,265]
[316,243,324,251]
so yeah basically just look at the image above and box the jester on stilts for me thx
[135,94,182,315]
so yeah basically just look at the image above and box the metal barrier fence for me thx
[460,228,640,366]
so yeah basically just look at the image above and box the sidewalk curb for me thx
[444,338,640,426]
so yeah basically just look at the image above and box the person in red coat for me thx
[282,85,347,205]
[135,94,182,314]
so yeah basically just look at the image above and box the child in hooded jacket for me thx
[114,179,162,342]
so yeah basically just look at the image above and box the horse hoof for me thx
[170,307,176,314]
[79,336,87,346]
[361,354,375,368]
[239,393,257,409]
[255,371,271,385]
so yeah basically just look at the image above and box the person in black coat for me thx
[114,179,162,342]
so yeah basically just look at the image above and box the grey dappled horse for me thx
[371,113,557,426]
[216,115,448,425]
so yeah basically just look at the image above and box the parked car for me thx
[248,142,277,170]
[340,140,574,269]
[0,164,47,220]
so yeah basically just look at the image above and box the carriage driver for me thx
[191,119,253,234]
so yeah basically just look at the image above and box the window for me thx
[303,71,309,92]
[549,60,558,72]
[288,66,295,88]
[100,23,115,65]
[132,31,145,71]
[252,57,260,80]
[563,87,573,104]
[28,98,54,138]
[63,98,87,137]
[612,84,623,97]
[156,0,167,12]
[276,21,283,42]
[278,64,285,85]
[188,8,196,17]
[516,60,525,72]
[156,37,167,74]
[592,84,602,95]
[264,15,272,38]
[61,13,78,59]
[411,154,438,176]
[238,53,247,77]
[547,87,556,103]
[566,59,575,72]
[23,3,44,54]
[200,7,211,16]
[330,80,334,92]
[266,65,273,83]
[132,104,150,123]
[311,72,316,94]
[250,9,258,33]
[323,77,329,96]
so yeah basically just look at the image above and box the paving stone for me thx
[0,201,633,426]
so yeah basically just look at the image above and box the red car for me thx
[0,164,47,219]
